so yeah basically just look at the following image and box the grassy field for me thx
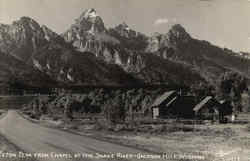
[101,114,250,161]
[104,124,250,161]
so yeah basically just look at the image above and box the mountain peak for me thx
[115,22,132,32]
[17,16,39,25]
[84,8,98,18]
[13,16,33,23]
[74,8,105,33]
[171,24,186,31]
[146,25,191,52]
[11,16,42,34]
[77,8,100,22]
[19,16,34,21]
[167,24,191,43]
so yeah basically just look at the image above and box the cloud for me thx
[154,18,169,26]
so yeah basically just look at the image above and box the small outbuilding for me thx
[151,91,178,119]
[193,96,221,121]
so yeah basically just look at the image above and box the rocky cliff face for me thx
[62,9,146,74]
[108,23,148,51]
[62,11,197,85]
[41,25,65,44]
[32,43,140,86]
[63,9,119,54]
[0,15,141,87]
[145,24,250,83]
[0,17,47,61]
[146,24,191,53]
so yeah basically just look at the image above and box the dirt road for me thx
[0,110,165,161]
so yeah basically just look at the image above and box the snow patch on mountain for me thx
[67,73,74,82]
[85,9,98,18]
[33,59,42,71]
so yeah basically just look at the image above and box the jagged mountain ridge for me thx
[0,17,47,61]
[62,10,206,85]
[0,8,249,89]
[0,16,141,87]
[63,9,119,53]
[63,9,250,84]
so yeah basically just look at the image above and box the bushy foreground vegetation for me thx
[22,72,249,129]
[23,87,167,122]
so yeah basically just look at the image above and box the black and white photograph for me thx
[0,0,250,160]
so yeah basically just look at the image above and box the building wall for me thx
[196,105,219,120]
[153,96,196,119]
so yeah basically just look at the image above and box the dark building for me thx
[193,96,221,120]
[151,91,177,119]
[151,91,196,119]
[170,95,196,119]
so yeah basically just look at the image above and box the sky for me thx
[0,0,250,52]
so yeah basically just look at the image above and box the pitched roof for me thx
[151,90,176,107]
[193,96,213,112]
